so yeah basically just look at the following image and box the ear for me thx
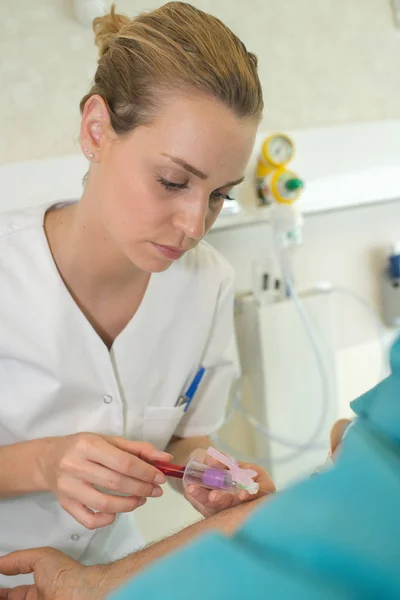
[79,94,115,161]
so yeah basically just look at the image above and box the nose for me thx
[173,199,207,241]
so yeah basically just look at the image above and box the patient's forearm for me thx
[99,496,265,593]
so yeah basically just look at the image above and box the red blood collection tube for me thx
[152,461,185,480]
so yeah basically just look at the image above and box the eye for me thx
[157,176,188,191]
[210,190,234,202]
[157,175,234,205]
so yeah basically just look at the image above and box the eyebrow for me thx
[161,153,245,188]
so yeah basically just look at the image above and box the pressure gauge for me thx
[261,134,294,167]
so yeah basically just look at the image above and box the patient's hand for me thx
[330,419,353,459]
[184,448,275,518]
[0,548,110,600]
[0,499,268,599]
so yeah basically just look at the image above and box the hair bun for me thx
[93,3,130,58]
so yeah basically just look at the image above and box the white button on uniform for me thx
[103,395,113,404]
[71,534,80,541]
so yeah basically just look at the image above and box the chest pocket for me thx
[142,406,185,450]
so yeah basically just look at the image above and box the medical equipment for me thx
[211,133,387,476]
[381,241,400,328]
[234,133,333,460]
[388,241,400,280]
[256,133,304,209]
[153,447,261,495]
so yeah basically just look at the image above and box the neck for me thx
[44,193,148,301]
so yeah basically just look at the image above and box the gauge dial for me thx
[263,134,294,167]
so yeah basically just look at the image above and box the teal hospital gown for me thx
[111,336,400,599]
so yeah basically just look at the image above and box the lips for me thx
[152,242,185,260]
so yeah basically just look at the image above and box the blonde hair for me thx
[80,2,263,133]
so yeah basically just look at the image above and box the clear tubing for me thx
[212,234,387,467]
[212,233,331,464]
[211,229,331,464]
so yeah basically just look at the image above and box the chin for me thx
[126,254,175,274]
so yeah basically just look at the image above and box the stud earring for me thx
[84,148,95,160]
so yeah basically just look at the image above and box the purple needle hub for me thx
[202,468,228,489]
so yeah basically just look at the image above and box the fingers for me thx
[256,473,275,495]
[238,462,276,495]
[0,550,40,575]
[0,549,49,577]
[237,490,250,502]
[61,482,148,518]
[86,438,167,485]
[68,461,164,498]
[185,478,267,518]
[184,486,219,518]
[186,485,238,514]
[106,438,172,463]
[185,485,210,506]
[184,491,212,516]
[208,489,239,510]
[0,585,32,600]
[60,497,118,529]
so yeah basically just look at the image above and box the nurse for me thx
[0,1,273,586]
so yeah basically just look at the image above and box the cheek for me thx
[100,168,170,237]
[205,204,223,231]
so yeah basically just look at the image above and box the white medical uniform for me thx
[0,203,238,587]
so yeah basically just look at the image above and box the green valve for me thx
[285,178,304,192]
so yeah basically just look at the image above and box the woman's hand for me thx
[39,433,171,529]
[183,448,275,518]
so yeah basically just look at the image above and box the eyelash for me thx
[157,177,234,202]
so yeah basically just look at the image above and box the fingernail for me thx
[138,498,147,506]
[154,473,165,484]
[151,487,163,498]
[156,452,173,459]
[210,492,218,502]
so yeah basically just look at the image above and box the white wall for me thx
[0,0,399,163]
[208,199,400,350]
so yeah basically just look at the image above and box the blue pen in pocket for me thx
[175,367,206,412]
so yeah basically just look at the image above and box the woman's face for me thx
[82,93,258,273]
